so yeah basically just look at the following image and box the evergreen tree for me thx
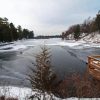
[22,28,29,39]
[0,18,12,42]
[28,31,34,39]
[95,10,100,33]
[17,25,23,39]
[0,17,34,42]
[9,23,18,40]
[74,24,80,40]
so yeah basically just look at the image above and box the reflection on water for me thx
[50,46,86,78]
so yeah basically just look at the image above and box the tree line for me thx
[0,17,34,42]
[34,35,62,39]
[62,11,100,40]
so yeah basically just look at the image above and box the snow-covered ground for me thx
[0,86,32,100]
[0,86,99,100]
[0,43,26,53]
[81,32,100,43]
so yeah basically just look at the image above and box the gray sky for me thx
[0,0,100,35]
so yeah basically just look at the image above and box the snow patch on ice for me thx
[0,44,27,52]
[81,32,100,43]
[0,86,32,100]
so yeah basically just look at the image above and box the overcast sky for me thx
[0,0,100,35]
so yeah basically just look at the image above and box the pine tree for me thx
[0,17,34,42]
[17,25,23,39]
[74,24,80,40]
[95,10,100,33]
[28,47,57,99]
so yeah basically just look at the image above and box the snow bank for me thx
[80,32,100,43]
[0,86,32,100]
[56,34,100,49]
[0,86,99,100]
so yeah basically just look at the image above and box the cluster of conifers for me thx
[0,17,34,42]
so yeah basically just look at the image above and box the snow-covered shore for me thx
[0,86,32,100]
[0,86,99,100]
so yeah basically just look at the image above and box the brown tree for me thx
[28,46,57,100]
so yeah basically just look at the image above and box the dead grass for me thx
[55,72,100,98]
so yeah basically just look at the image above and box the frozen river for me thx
[0,38,100,87]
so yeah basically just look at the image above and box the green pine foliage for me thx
[74,24,80,40]
[0,17,34,42]
[95,11,100,33]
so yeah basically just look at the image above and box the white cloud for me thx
[0,0,99,35]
